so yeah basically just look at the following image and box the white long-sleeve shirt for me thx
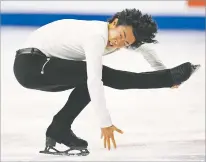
[22,19,165,128]
[22,19,114,128]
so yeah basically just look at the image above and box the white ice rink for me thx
[1,27,205,161]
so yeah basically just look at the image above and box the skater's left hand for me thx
[101,125,123,150]
[171,85,179,89]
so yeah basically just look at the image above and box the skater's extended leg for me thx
[103,66,173,89]
[14,53,196,91]
[103,62,199,89]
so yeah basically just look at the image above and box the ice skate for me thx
[170,62,200,85]
[39,129,89,156]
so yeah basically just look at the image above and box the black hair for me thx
[108,8,158,49]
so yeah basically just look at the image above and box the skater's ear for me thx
[109,18,118,29]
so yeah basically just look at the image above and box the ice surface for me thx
[1,27,205,161]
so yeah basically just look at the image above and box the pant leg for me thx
[46,84,91,141]
[13,54,174,91]
[102,67,173,89]
[52,84,90,127]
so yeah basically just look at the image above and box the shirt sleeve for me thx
[82,35,112,128]
[136,46,167,70]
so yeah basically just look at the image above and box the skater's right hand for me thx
[101,125,123,150]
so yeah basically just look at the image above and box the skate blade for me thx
[39,149,90,156]
[191,64,200,75]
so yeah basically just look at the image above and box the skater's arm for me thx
[83,35,112,128]
[83,36,124,150]
[136,46,166,70]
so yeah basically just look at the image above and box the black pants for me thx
[13,49,173,137]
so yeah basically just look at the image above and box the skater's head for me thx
[107,8,158,49]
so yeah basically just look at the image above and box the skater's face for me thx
[107,18,136,49]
